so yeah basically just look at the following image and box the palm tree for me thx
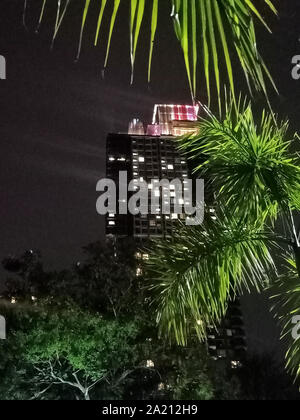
[146,99,300,380]
[23,0,277,103]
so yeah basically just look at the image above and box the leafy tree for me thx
[146,99,300,381]
[73,238,142,317]
[23,308,139,400]
[2,238,143,318]
[21,0,277,103]
[0,302,141,400]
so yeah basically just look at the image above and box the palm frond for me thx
[178,99,300,224]
[146,211,275,345]
[24,0,276,102]
[270,258,300,380]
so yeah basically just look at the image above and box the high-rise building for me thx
[207,300,247,366]
[106,104,199,239]
[105,104,247,367]
[106,133,191,239]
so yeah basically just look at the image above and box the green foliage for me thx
[147,211,275,345]
[178,100,300,224]
[2,238,297,399]
[160,345,215,400]
[0,302,140,400]
[270,259,300,380]
[18,306,139,380]
[23,0,276,102]
[0,300,226,400]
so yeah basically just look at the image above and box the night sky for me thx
[1,0,300,356]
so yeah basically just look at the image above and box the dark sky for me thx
[0,0,300,356]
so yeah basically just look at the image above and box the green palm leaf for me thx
[270,259,300,380]
[178,99,300,225]
[148,0,159,83]
[146,211,275,345]
[130,0,146,84]
[104,0,121,69]
[94,0,108,46]
[25,0,276,103]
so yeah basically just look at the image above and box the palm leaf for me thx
[76,0,92,61]
[148,0,159,83]
[36,0,47,33]
[94,0,108,46]
[146,211,275,345]
[270,258,300,380]
[104,0,121,70]
[178,99,300,225]
[130,0,146,84]
[25,0,277,103]
[51,0,71,50]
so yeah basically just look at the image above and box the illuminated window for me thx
[108,221,115,226]
[146,360,155,368]
[168,164,174,170]
[231,360,242,369]
[158,383,165,391]
[108,213,115,218]
[109,157,115,162]
[171,214,178,220]
[138,157,145,163]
